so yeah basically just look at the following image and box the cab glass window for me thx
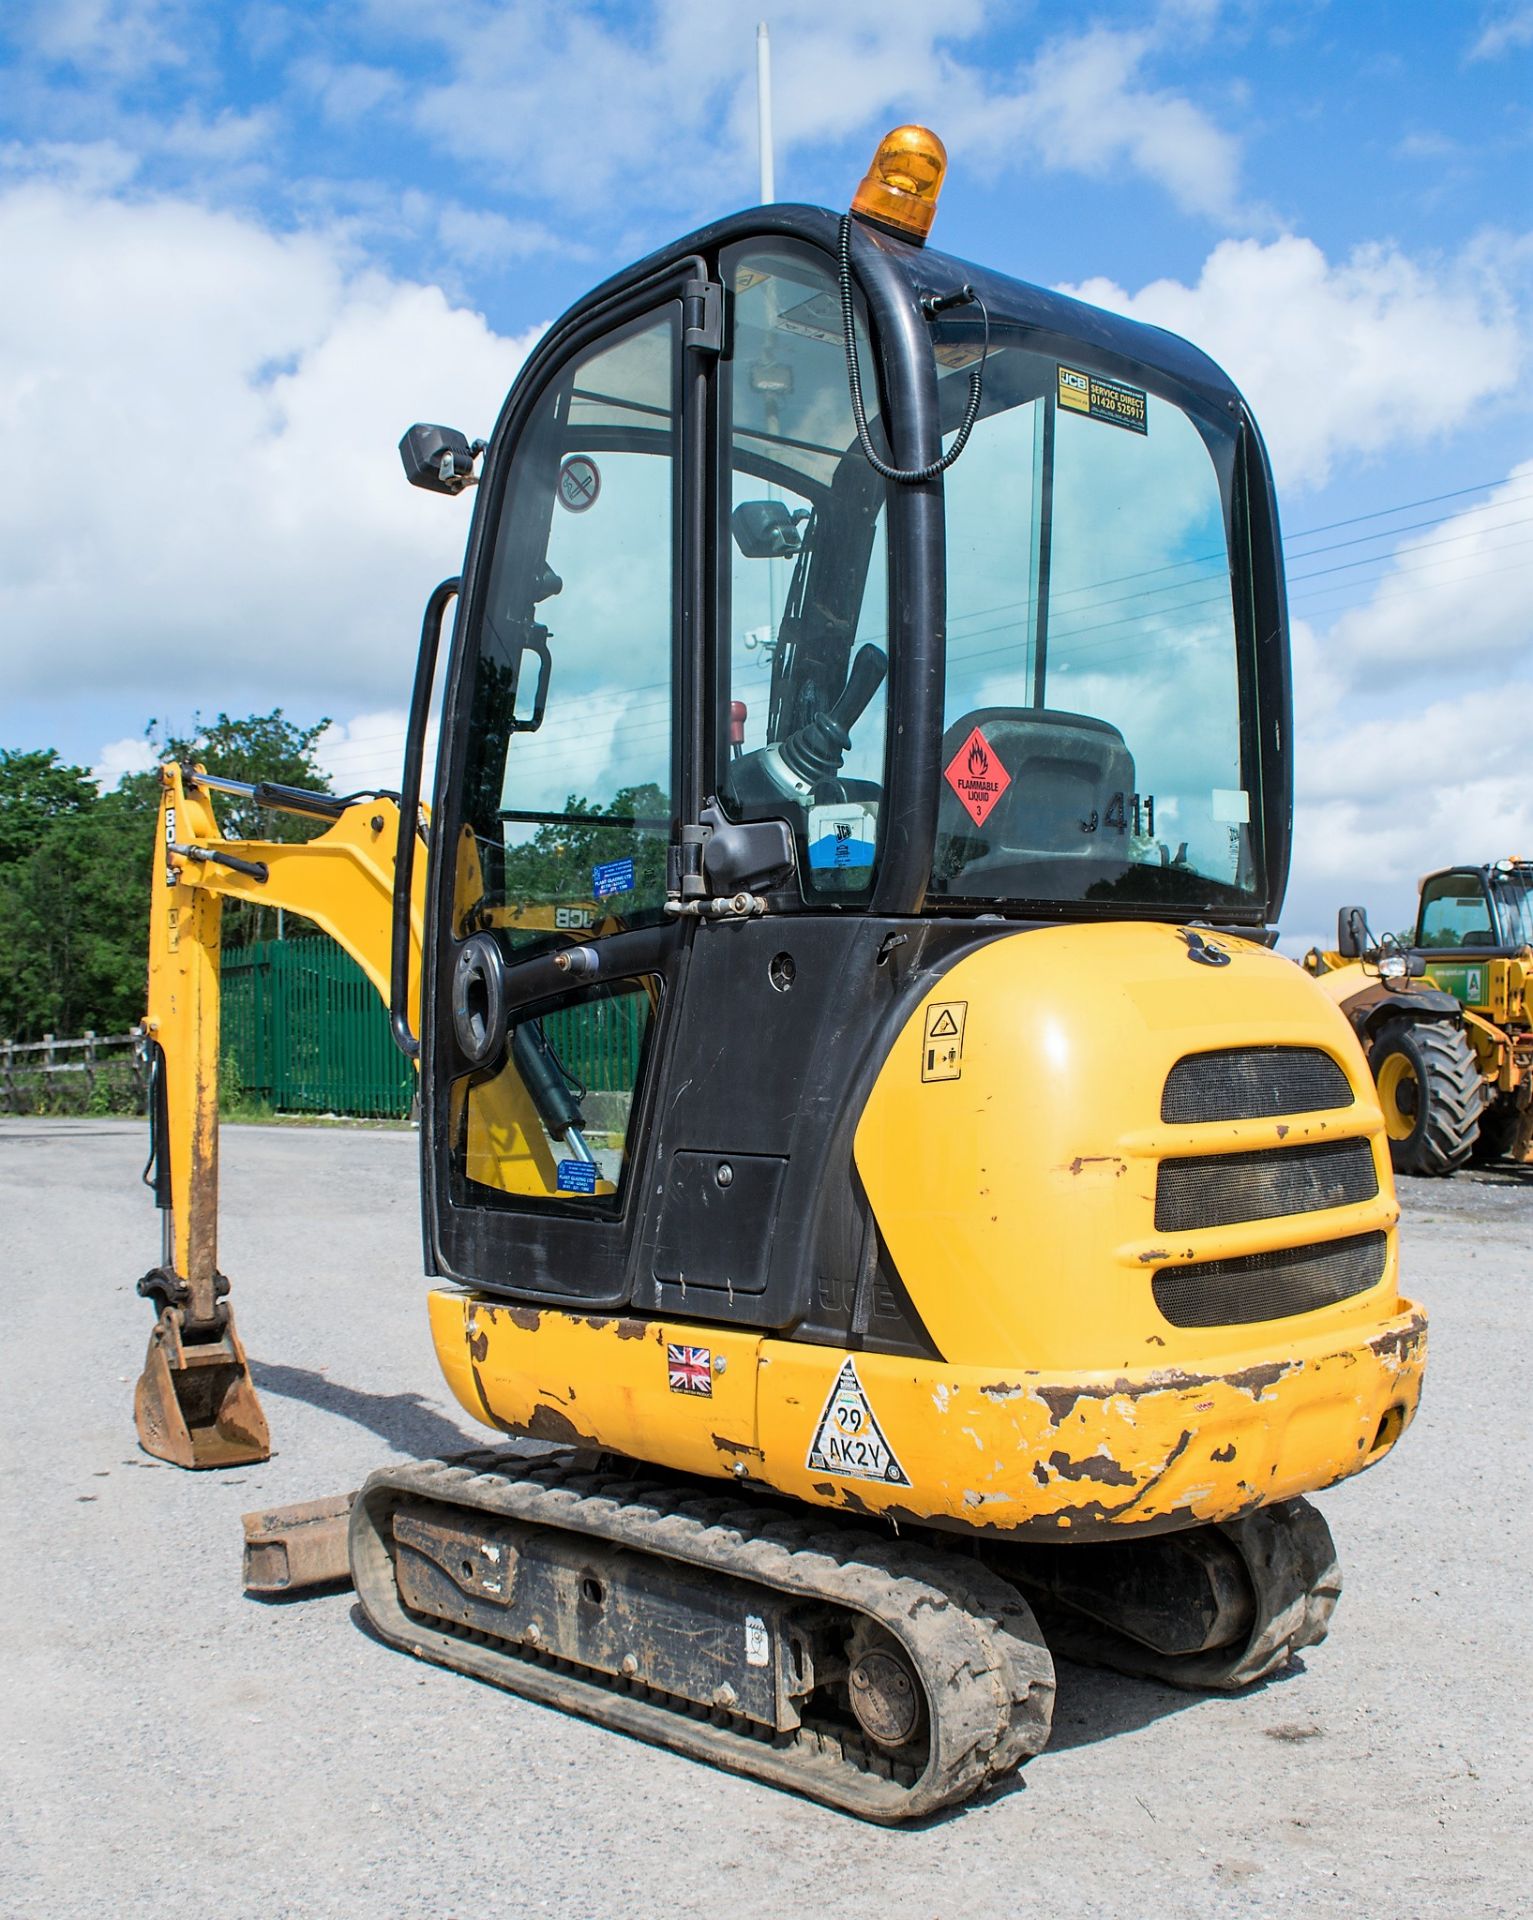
[1418,876,1495,948]
[1492,873,1533,947]
[453,978,658,1213]
[928,333,1256,915]
[445,309,677,1214]
[453,311,677,953]
[719,243,890,900]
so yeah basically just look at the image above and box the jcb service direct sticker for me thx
[1058,365,1147,434]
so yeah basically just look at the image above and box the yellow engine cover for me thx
[429,921,1426,1538]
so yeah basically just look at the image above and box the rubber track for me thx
[350,1450,1056,1823]
[1372,1018,1484,1177]
[1012,1496,1341,1692]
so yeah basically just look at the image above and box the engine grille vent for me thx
[1152,1231,1387,1328]
[1162,1046,1353,1125]
[1155,1138,1377,1233]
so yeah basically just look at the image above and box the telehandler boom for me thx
[133,129,1427,1821]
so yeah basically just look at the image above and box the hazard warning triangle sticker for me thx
[944,726,1011,828]
[806,1360,910,1486]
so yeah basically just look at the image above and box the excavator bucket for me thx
[134,1304,270,1470]
[242,1492,356,1594]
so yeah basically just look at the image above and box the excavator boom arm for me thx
[133,760,425,1467]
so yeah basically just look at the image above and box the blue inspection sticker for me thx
[807,802,877,873]
[591,856,636,899]
[556,1160,598,1194]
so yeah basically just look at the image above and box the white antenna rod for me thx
[756,20,775,203]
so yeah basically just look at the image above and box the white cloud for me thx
[0,181,542,721]
[1064,234,1525,491]
[1318,463,1533,672]
[1284,729,1533,951]
[91,733,156,790]
[288,58,405,126]
[316,709,436,797]
[16,0,195,83]
[434,203,577,270]
[959,22,1243,222]
[393,1,1247,225]
[0,136,139,192]
[1281,471,1533,948]
[1468,5,1533,60]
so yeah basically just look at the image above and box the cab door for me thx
[423,280,706,1307]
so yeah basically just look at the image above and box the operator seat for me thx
[933,707,1137,895]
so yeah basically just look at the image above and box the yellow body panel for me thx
[457,1063,564,1197]
[855,923,1394,1371]
[431,921,1426,1537]
[429,1288,1424,1536]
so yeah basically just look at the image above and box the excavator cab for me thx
[404,184,1291,1326]
[136,131,1427,1820]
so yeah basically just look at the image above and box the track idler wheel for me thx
[994,1497,1341,1692]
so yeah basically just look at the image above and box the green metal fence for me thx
[542,985,649,1095]
[220,938,650,1118]
[222,937,414,1117]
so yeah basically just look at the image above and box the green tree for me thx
[0,710,337,1041]
[499,784,672,925]
[0,787,148,1040]
[0,749,99,866]
[131,709,334,843]
[120,709,335,948]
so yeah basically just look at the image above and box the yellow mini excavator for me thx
[132,128,1427,1822]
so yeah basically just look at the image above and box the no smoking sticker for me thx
[944,727,1011,828]
[557,455,601,512]
[806,1360,909,1486]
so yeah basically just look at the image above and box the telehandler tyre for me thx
[1368,1017,1483,1176]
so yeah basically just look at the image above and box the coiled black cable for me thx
[837,213,989,484]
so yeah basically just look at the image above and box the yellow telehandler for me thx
[130,127,1426,1822]
[1304,862,1533,1174]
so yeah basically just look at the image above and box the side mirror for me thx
[399,423,482,496]
[1337,906,1368,959]
[732,499,804,558]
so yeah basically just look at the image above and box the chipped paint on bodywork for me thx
[430,1289,1427,1544]
[1046,1449,1138,1487]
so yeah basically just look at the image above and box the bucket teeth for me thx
[134,1303,271,1470]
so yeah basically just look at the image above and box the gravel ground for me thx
[1,1116,1528,1919]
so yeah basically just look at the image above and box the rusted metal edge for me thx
[242,1492,357,1595]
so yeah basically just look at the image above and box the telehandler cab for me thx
[132,128,1426,1821]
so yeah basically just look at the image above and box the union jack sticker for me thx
[667,1344,713,1397]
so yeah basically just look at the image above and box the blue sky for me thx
[1,0,1530,943]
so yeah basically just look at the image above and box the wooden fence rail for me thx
[0,1030,147,1113]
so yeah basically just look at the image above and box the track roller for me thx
[349,1451,1055,1822]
